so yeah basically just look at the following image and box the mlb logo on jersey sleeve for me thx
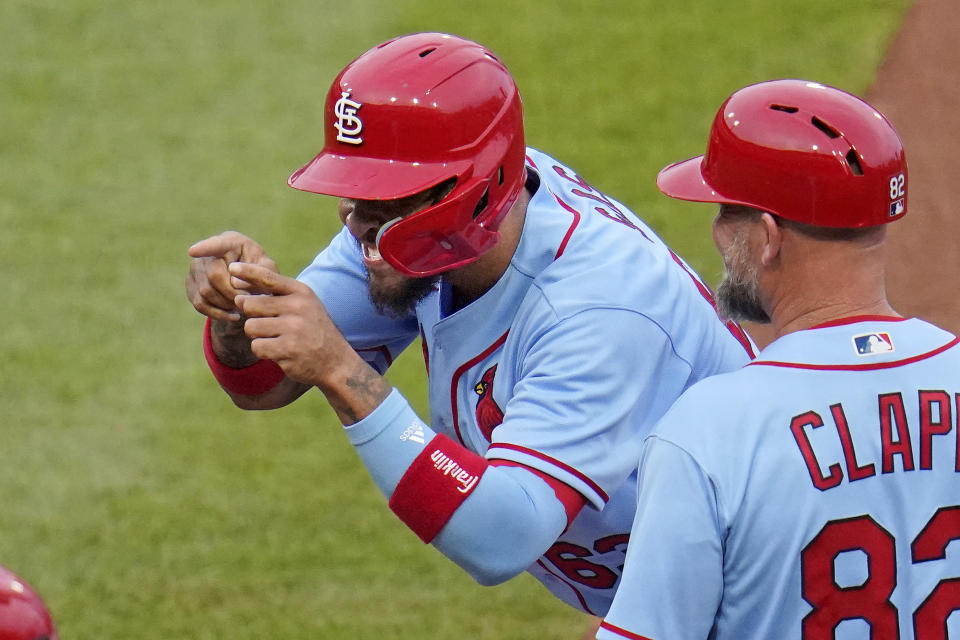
[853,332,894,356]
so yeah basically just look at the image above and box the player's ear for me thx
[758,212,782,267]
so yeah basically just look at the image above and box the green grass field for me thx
[2,1,910,637]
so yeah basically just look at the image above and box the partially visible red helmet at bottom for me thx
[0,567,57,640]
[288,32,527,277]
[658,79,907,228]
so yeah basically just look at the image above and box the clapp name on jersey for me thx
[790,390,958,491]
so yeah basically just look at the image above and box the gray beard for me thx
[716,275,770,324]
[715,234,770,324]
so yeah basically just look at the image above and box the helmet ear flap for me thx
[377,180,502,277]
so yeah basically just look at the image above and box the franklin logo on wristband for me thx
[430,449,480,493]
[389,433,489,542]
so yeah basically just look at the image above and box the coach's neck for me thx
[761,219,900,339]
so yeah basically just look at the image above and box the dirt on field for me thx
[868,0,960,335]
[740,0,960,349]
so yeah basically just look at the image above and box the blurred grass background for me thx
[2,0,910,637]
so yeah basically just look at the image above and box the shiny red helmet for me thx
[657,79,907,228]
[0,567,58,640]
[288,32,526,276]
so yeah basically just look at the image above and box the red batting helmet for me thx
[657,79,907,228]
[0,566,58,640]
[288,32,526,276]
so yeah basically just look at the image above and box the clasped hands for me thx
[187,232,354,388]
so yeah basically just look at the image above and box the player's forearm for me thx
[431,464,568,585]
[344,389,568,585]
[314,351,393,425]
[210,318,258,368]
[203,318,307,410]
[224,377,311,411]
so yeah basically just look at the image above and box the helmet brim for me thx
[656,155,730,203]
[287,150,470,201]
[657,155,783,215]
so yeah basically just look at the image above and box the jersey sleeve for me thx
[344,388,573,586]
[487,307,694,508]
[297,227,419,373]
[598,436,723,640]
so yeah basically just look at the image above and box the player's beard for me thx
[366,265,438,318]
[716,231,770,324]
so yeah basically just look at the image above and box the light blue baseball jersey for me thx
[599,316,960,639]
[298,148,754,615]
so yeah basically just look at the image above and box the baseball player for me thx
[0,565,58,640]
[598,80,960,640]
[185,33,754,617]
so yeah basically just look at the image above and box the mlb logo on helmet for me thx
[888,171,906,217]
[853,332,894,356]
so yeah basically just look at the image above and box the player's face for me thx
[713,205,770,324]
[339,195,439,317]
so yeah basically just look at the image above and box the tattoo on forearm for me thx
[329,360,392,425]
[345,364,392,404]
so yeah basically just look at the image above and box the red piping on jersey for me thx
[810,315,908,329]
[669,250,714,304]
[535,559,598,616]
[488,442,610,503]
[748,336,960,371]
[418,324,429,374]
[448,187,579,444]
[490,459,586,526]
[668,251,756,358]
[597,620,654,640]
[450,331,510,445]
[525,155,538,169]
[551,195,582,258]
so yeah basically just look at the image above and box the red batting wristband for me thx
[202,318,285,396]
[389,434,489,543]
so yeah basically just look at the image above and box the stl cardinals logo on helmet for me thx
[334,92,363,144]
[474,364,504,441]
